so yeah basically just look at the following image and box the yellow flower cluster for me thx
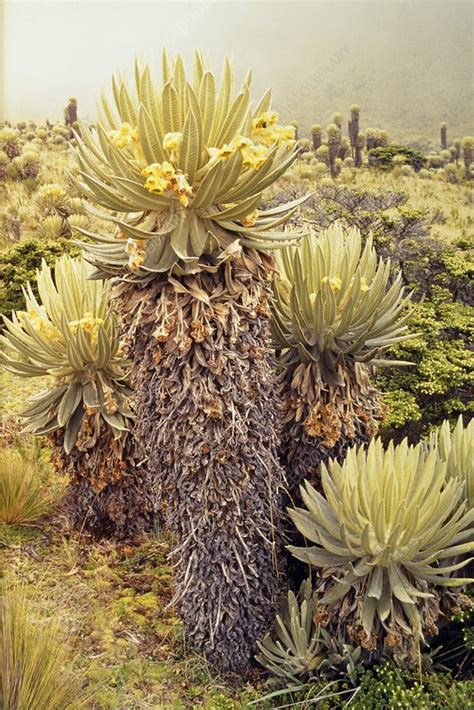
[69,312,105,342]
[240,141,269,169]
[209,136,269,170]
[241,209,259,227]
[252,111,296,148]
[253,111,280,128]
[320,275,371,299]
[207,113,295,172]
[109,122,139,149]
[125,237,146,270]
[19,307,60,341]
[142,161,193,206]
[163,132,183,154]
[321,275,342,293]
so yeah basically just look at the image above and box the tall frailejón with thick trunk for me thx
[73,51,307,672]
[271,224,413,499]
[0,257,157,538]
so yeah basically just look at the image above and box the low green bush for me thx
[378,286,473,441]
[0,238,80,317]
[368,144,426,171]
[348,664,473,710]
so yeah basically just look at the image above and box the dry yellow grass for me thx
[0,443,63,526]
[0,577,93,709]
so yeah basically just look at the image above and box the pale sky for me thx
[1,0,473,141]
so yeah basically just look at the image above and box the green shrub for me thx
[348,663,474,709]
[378,288,473,441]
[0,238,80,318]
[368,144,426,171]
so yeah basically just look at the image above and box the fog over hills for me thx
[2,0,473,146]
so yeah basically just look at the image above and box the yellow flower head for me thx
[142,161,192,205]
[273,125,297,145]
[161,161,177,179]
[208,136,254,164]
[69,312,105,342]
[241,209,259,227]
[216,143,236,159]
[125,238,146,256]
[141,162,160,176]
[231,135,252,151]
[321,276,342,294]
[171,172,193,206]
[122,239,146,270]
[143,174,169,194]
[41,185,66,200]
[253,111,279,129]
[109,122,139,149]
[253,123,296,148]
[20,306,61,341]
[163,132,183,153]
[241,142,269,170]
[142,162,176,194]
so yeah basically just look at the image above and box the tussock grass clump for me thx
[0,579,92,709]
[0,442,62,526]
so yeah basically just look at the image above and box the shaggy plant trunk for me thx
[116,251,287,674]
[49,421,157,540]
[278,360,384,499]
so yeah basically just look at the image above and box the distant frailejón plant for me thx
[64,97,78,127]
[348,104,360,158]
[440,122,448,150]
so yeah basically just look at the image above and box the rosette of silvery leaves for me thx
[72,50,308,280]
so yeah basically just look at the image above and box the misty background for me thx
[1,0,473,145]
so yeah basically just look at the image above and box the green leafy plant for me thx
[288,437,474,662]
[348,662,474,709]
[256,579,361,684]
[378,288,473,441]
[272,225,411,375]
[256,580,324,683]
[1,256,131,448]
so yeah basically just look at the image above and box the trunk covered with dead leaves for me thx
[116,251,287,673]
[279,359,385,501]
[50,417,157,540]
